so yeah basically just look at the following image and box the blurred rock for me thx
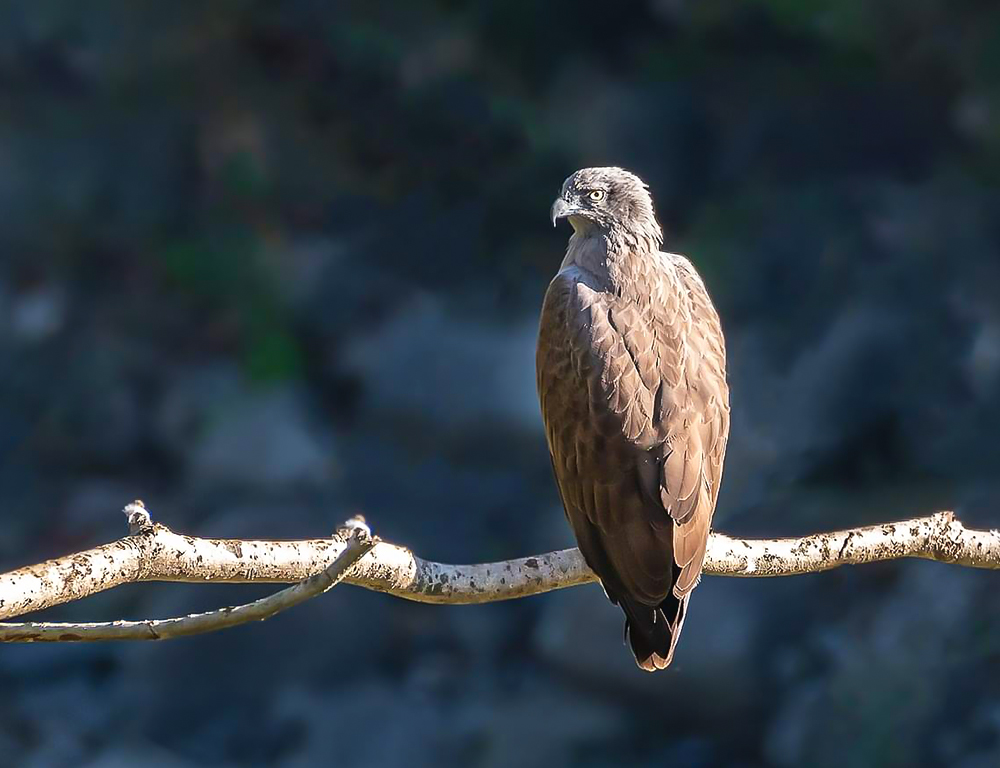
[265,236,344,308]
[765,564,980,768]
[10,284,66,344]
[637,737,717,768]
[19,732,89,768]
[961,753,1000,768]
[534,577,763,718]
[964,317,1000,402]
[271,682,475,768]
[62,478,146,541]
[272,674,627,768]
[442,602,519,671]
[189,385,336,489]
[154,363,244,459]
[727,305,909,497]
[462,679,628,768]
[9,677,115,768]
[341,293,539,430]
[80,745,204,768]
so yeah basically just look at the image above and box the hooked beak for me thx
[550,197,575,227]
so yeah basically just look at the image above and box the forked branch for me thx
[1,502,998,642]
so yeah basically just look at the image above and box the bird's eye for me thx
[588,189,606,203]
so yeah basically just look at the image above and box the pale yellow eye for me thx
[588,189,606,203]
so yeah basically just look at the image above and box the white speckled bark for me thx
[1,507,998,641]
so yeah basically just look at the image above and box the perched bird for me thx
[536,167,730,671]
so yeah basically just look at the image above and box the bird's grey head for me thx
[550,167,663,251]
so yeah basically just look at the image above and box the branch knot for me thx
[123,500,152,535]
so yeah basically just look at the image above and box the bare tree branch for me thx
[0,521,375,642]
[1,502,998,642]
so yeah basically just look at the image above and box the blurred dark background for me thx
[2,1,1000,766]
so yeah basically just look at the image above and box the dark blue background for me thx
[2,2,999,766]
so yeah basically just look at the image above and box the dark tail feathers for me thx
[622,594,689,672]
